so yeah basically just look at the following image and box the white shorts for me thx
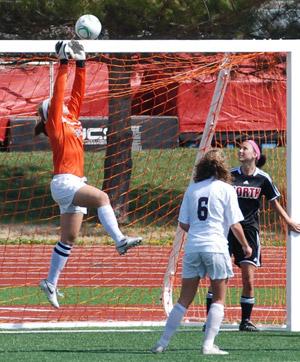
[182,252,234,280]
[50,174,87,215]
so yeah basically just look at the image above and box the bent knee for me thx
[95,190,110,206]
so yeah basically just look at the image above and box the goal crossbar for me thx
[0,39,300,53]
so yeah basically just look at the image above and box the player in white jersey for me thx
[151,149,252,355]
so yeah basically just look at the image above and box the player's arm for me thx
[230,223,252,258]
[46,62,67,136]
[67,40,86,119]
[45,42,69,136]
[178,189,190,233]
[270,198,300,233]
[263,175,300,233]
[179,222,190,233]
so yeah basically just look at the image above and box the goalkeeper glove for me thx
[68,40,86,60]
[55,41,69,60]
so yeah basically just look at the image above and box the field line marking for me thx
[0,307,53,312]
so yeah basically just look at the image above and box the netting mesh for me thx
[0,51,286,326]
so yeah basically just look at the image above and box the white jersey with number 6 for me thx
[178,177,244,254]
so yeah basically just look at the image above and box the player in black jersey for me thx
[205,140,300,332]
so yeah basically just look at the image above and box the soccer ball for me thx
[75,14,102,40]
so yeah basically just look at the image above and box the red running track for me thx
[0,245,286,325]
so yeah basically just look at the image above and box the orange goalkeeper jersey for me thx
[46,63,85,177]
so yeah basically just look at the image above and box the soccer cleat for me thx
[39,279,61,309]
[151,343,167,353]
[202,323,206,332]
[202,344,229,355]
[116,236,142,255]
[239,320,259,332]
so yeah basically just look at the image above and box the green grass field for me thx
[0,147,287,245]
[0,328,299,362]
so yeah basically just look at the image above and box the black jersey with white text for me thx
[231,167,280,231]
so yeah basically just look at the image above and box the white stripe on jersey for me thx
[232,166,280,198]
[255,168,280,198]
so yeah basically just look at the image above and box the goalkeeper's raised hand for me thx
[68,40,86,60]
[55,41,69,60]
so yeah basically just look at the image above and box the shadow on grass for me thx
[0,164,56,224]
[0,347,195,354]
[0,164,182,227]
[128,184,182,226]
[3,346,300,355]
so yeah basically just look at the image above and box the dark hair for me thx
[34,104,48,137]
[34,120,48,137]
[256,146,266,168]
[194,149,232,184]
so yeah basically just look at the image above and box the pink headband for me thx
[247,140,261,160]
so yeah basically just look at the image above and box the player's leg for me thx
[239,262,258,331]
[202,278,228,355]
[204,230,236,326]
[72,184,142,254]
[202,287,213,331]
[40,212,83,308]
[238,229,260,331]
[228,228,260,331]
[202,252,233,355]
[152,252,201,353]
[151,276,199,353]
[206,289,213,315]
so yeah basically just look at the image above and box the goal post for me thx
[163,53,233,316]
[0,40,299,330]
[286,49,300,332]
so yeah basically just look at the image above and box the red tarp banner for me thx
[0,62,109,119]
[0,61,286,136]
[177,80,286,133]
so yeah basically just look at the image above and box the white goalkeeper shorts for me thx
[182,251,234,280]
[50,174,87,215]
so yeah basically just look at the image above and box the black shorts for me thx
[228,228,261,268]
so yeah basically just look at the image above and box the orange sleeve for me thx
[67,66,86,120]
[46,63,68,137]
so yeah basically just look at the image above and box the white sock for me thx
[158,303,187,348]
[47,241,72,287]
[203,303,224,349]
[97,205,125,244]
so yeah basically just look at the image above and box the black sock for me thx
[240,295,255,323]
[206,291,213,315]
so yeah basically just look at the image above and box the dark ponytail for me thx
[253,142,266,167]
[34,120,48,137]
[34,104,48,137]
[256,153,266,168]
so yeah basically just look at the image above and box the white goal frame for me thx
[0,39,299,331]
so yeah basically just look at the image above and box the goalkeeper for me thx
[35,40,142,309]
